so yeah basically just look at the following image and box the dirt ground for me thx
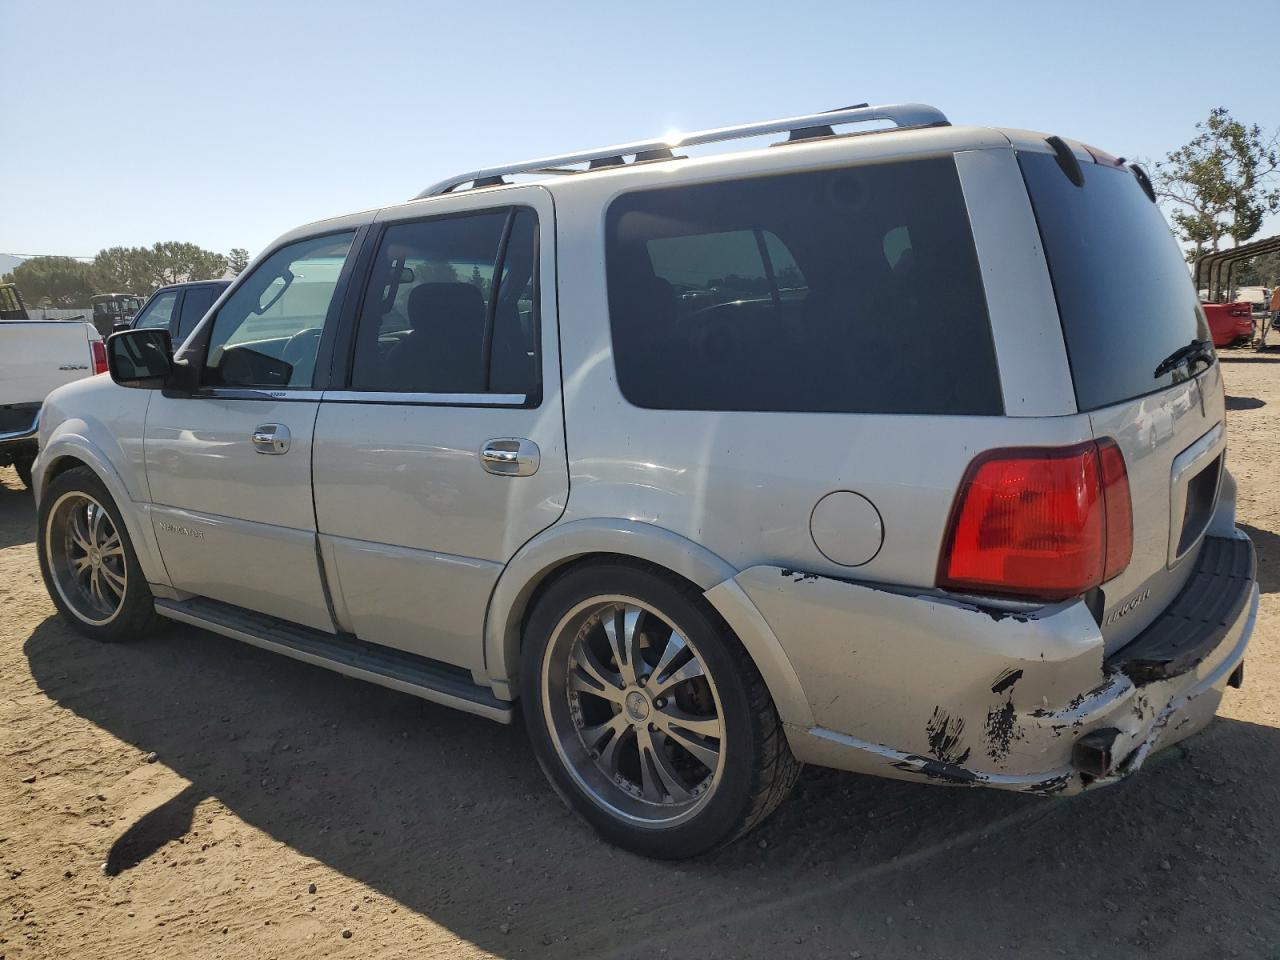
[3,357,1280,960]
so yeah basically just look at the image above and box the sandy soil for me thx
[4,356,1280,960]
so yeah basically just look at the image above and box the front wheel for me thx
[521,561,800,858]
[37,466,157,642]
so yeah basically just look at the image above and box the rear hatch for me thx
[1019,147,1225,653]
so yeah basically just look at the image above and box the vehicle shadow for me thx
[0,467,37,550]
[1225,395,1266,411]
[22,612,1280,957]
[1238,523,1280,594]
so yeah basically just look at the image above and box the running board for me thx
[154,597,513,724]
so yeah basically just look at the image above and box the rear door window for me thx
[349,207,540,398]
[605,156,1001,415]
[1018,152,1210,412]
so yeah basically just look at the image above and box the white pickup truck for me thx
[1,285,106,489]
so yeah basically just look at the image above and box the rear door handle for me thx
[252,423,291,455]
[480,438,539,477]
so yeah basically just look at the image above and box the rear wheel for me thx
[521,561,800,858]
[37,466,157,642]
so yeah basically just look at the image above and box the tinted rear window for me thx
[1019,152,1210,412]
[605,156,1002,415]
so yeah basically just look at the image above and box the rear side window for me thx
[1019,152,1210,412]
[349,207,539,398]
[605,156,1001,414]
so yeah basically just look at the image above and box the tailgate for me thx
[1089,364,1226,652]
[0,321,99,408]
[1016,145,1230,653]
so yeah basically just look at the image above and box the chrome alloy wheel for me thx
[45,491,128,626]
[541,596,726,827]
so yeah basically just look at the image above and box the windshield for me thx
[1019,152,1210,412]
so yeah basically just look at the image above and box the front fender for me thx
[481,518,813,729]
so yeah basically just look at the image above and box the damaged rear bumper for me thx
[734,532,1257,797]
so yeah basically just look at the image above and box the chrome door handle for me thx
[251,423,291,455]
[480,438,540,477]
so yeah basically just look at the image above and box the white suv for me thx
[33,103,1258,859]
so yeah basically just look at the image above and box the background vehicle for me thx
[1203,301,1255,347]
[1,310,105,489]
[32,103,1256,859]
[0,282,29,321]
[131,280,231,343]
[90,293,144,338]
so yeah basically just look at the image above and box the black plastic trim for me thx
[1045,135,1085,187]
[1107,536,1255,684]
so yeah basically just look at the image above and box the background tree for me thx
[1153,107,1280,257]
[91,246,153,294]
[1,256,94,306]
[145,242,228,287]
[227,248,251,275]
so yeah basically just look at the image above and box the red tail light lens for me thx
[91,340,108,376]
[938,440,1132,601]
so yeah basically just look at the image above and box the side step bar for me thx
[154,597,513,724]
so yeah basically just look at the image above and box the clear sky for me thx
[2,0,1277,260]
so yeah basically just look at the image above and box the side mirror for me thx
[106,328,173,389]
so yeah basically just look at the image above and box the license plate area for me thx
[1168,423,1225,566]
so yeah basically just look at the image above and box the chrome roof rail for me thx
[415,102,949,198]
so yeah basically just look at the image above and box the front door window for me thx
[203,233,355,389]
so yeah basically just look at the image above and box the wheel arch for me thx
[35,432,171,589]
[482,518,814,728]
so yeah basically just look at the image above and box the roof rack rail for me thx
[415,101,949,198]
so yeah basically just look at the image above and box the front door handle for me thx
[252,423,291,455]
[480,438,539,477]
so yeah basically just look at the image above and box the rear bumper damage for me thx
[736,532,1257,797]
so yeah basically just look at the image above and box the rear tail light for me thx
[938,440,1132,602]
[91,340,108,376]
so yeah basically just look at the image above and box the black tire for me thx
[13,455,34,492]
[521,560,801,859]
[37,465,157,642]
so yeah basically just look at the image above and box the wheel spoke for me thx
[579,713,631,774]
[654,705,723,741]
[656,721,720,771]
[601,605,644,686]
[569,646,626,704]
[649,656,705,696]
[637,725,692,803]
[99,531,122,557]
[89,568,104,604]
[69,509,92,553]
[100,564,126,598]
[72,554,93,574]
[89,505,106,548]
[649,632,688,687]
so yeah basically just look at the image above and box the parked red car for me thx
[1202,301,1254,347]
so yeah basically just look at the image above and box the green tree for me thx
[227,248,251,275]
[2,256,94,306]
[91,246,152,294]
[1153,107,1280,256]
[145,242,228,286]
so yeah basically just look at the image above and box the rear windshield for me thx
[1019,152,1210,412]
[605,156,1003,415]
